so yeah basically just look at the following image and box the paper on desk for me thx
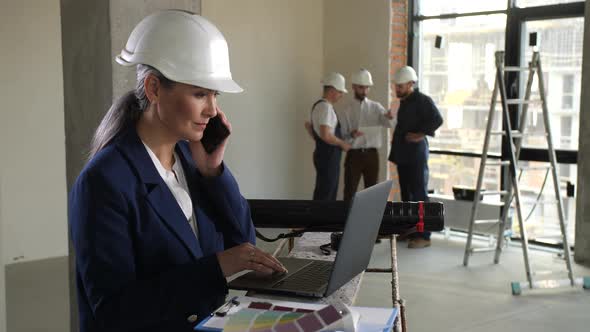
[353,306,397,331]
[200,296,324,330]
[223,302,353,332]
[352,126,382,149]
[196,296,397,332]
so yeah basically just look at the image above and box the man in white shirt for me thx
[339,68,395,202]
[305,72,352,200]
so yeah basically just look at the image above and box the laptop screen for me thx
[325,180,393,295]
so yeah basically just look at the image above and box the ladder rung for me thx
[504,99,542,105]
[470,247,497,254]
[490,130,523,138]
[518,165,553,171]
[474,219,501,225]
[503,66,534,72]
[480,190,508,196]
[486,161,510,167]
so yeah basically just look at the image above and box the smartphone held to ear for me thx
[201,115,230,154]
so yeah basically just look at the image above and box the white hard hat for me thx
[116,10,242,93]
[393,66,418,84]
[351,68,373,86]
[321,72,348,93]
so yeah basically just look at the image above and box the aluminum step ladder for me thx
[462,51,590,295]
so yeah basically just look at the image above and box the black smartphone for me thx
[201,115,230,154]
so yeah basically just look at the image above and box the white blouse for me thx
[143,142,198,237]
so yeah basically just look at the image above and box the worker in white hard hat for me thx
[69,11,286,331]
[389,66,443,249]
[338,68,396,202]
[304,72,351,200]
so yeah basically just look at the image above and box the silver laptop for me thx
[229,180,393,297]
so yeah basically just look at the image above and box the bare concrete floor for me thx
[4,232,590,331]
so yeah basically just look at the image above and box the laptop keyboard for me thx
[272,260,333,292]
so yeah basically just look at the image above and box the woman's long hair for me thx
[88,64,174,160]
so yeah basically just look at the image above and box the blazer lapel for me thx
[145,185,202,260]
[115,129,202,260]
[175,142,206,237]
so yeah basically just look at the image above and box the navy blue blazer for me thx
[69,128,256,332]
[388,90,443,165]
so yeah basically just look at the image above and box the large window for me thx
[411,0,584,246]
[421,14,506,155]
[417,9,508,198]
[520,17,583,151]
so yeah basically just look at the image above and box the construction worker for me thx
[69,11,286,331]
[339,68,395,202]
[305,72,351,200]
[389,66,443,249]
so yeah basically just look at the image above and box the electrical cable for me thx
[505,167,550,223]
[523,168,550,222]
[255,229,305,242]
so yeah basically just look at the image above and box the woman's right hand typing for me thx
[216,242,287,277]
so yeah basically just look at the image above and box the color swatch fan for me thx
[223,301,357,332]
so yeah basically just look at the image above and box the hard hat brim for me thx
[116,55,243,93]
[393,79,416,85]
[181,77,244,94]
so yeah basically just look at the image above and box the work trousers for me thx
[397,161,431,240]
[313,149,341,201]
[343,148,379,202]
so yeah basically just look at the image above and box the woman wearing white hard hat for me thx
[69,10,286,331]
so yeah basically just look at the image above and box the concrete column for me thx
[60,1,113,330]
[575,4,590,266]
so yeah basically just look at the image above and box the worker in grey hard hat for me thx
[389,65,443,249]
[338,68,396,203]
[70,10,286,332]
[305,72,351,200]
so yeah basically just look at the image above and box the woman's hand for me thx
[216,242,288,277]
[189,108,231,177]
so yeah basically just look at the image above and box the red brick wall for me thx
[388,0,409,201]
